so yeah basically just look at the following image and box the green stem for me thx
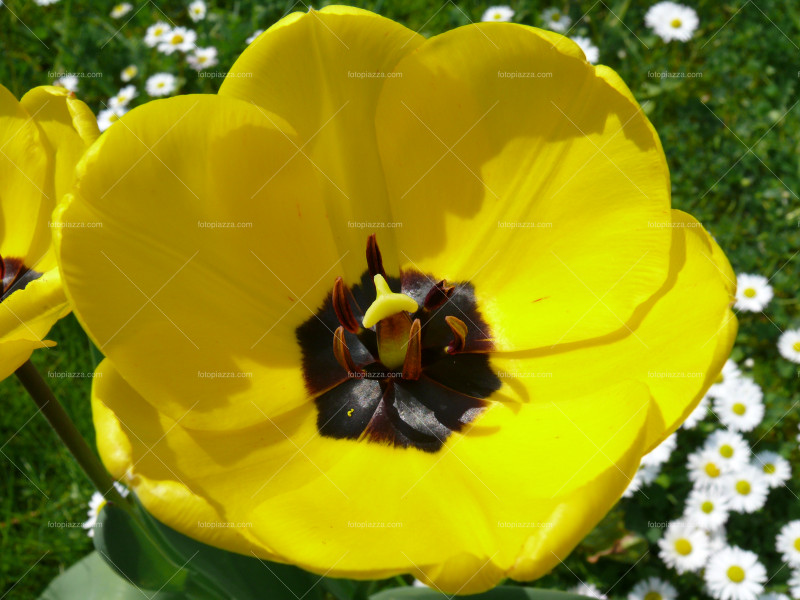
[14,359,130,510]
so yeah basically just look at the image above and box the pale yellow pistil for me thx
[362,274,418,368]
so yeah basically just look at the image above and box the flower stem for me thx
[14,359,129,509]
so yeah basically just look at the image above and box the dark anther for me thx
[333,326,361,374]
[332,277,361,333]
[444,315,468,355]
[402,319,422,381]
[423,279,455,311]
[1,255,43,302]
[366,234,386,278]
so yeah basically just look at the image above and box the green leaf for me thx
[371,587,591,600]
[38,552,185,600]
[93,503,190,593]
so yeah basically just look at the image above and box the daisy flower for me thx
[54,74,78,93]
[188,0,206,22]
[628,576,677,600]
[144,22,172,48]
[108,85,137,109]
[723,465,769,513]
[658,523,710,574]
[187,46,218,70]
[570,36,599,64]
[644,1,699,43]
[683,395,710,429]
[110,2,132,18]
[707,359,742,398]
[481,6,514,22]
[684,485,731,530]
[687,448,727,488]
[82,482,129,537]
[712,378,764,432]
[146,73,178,97]
[753,451,791,489]
[158,26,197,55]
[34,0,61,5]
[704,430,751,472]
[623,462,661,498]
[735,273,773,312]
[541,7,572,32]
[705,546,766,600]
[97,107,127,132]
[641,432,677,468]
[120,64,138,82]
[569,583,606,598]
[776,520,800,567]
[777,329,800,364]
[758,593,789,600]
[246,29,264,45]
[789,570,800,599]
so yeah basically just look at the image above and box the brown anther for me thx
[444,316,468,354]
[332,277,360,333]
[333,326,361,374]
[423,279,455,311]
[366,234,386,278]
[401,319,422,380]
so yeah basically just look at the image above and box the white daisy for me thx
[628,576,677,600]
[658,523,710,574]
[54,74,78,93]
[481,6,514,22]
[641,432,677,468]
[683,395,710,429]
[707,359,743,398]
[712,378,764,432]
[97,107,127,132]
[687,448,727,488]
[623,462,661,498]
[735,273,774,312]
[158,26,197,54]
[753,451,791,489]
[708,526,729,554]
[541,7,572,32]
[144,22,172,48]
[146,73,178,97]
[758,593,789,600]
[723,465,769,513]
[34,0,60,5]
[570,36,599,64]
[705,546,766,600]
[82,482,129,537]
[789,570,800,599]
[108,85,137,109]
[777,329,800,364]
[704,430,751,472]
[187,46,218,70]
[246,29,264,44]
[110,2,132,18]
[568,583,606,598]
[188,0,206,22]
[120,64,138,82]
[684,485,731,530]
[776,520,800,567]
[644,1,699,43]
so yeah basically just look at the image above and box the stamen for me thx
[444,316,468,354]
[332,277,360,333]
[402,319,422,380]
[333,326,361,374]
[362,275,418,329]
[366,234,386,278]
[423,279,455,311]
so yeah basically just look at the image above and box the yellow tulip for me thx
[55,6,736,593]
[0,85,98,381]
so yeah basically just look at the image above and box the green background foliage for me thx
[1,0,798,598]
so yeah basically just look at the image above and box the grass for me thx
[2,0,800,597]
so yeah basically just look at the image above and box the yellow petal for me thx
[55,94,350,431]
[374,24,672,351]
[220,6,425,279]
[92,355,650,593]
[491,210,737,451]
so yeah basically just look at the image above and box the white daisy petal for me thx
[628,576,677,600]
[705,546,766,600]
[144,22,171,48]
[778,329,800,364]
[734,273,774,312]
[570,36,599,64]
[188,0,206,22]
[722,465,770,513]
[776,520,800,567]
[753,451,792,489]
[684,485,731,530]
[145,73,178,97]
[658,523,710,574]
[541,7,573,32]
[712,378,764,432]
[481,5,514,22]
[645,1,699,42]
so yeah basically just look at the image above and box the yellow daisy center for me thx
[794,537,800,552]
[172,34,184,44]
[705,462,721,477]
[198,56,207,63]
[671,18,682,28]
[726,565,745,583]
[763,463,775,474]
[720,444,734,458]
[736,480,751,495]
[644,593,662,600]
[675,538,692,555]
[552,12,562,21]
[793,341,800,352]
[732,403,746,415]
[743,287,757,298]
[701,501,714,513]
